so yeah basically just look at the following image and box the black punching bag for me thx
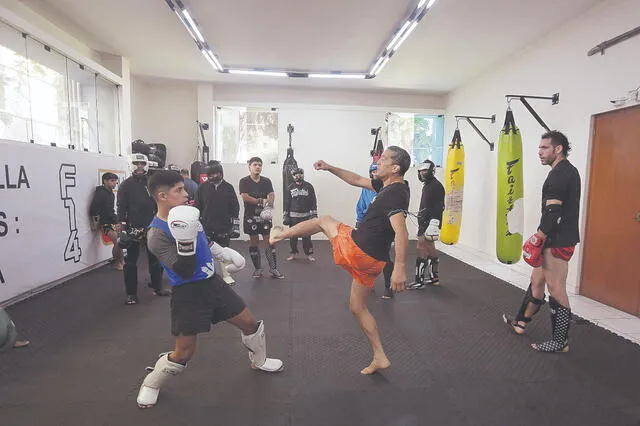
[282,123,298,210]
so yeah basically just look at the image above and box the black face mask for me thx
[208,174,222,184]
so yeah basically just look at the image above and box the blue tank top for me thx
[149,216,215,286]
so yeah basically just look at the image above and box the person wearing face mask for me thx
[408,159,445,290]
[195,161,240,248]
[117,153,167,305]
[283,168,317,261]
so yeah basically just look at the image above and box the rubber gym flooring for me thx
[2,241,639,426]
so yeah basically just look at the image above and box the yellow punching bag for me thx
[496,109,524,264]
[440,129,465,245]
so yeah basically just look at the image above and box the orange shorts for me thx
[330,223,386,288]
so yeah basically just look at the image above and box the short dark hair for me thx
[387,146,411,176]
[101,172,118,183]
[148,170,183,198]
[248,156,263,165]
[180,169,189,176]
[541,130,571,157]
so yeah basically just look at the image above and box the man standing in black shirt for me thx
[90,172,123,270]
[196,161,241,284]
[284,167,318,261]
[196,161,240,247]
[239,157,284,279]
[270,147,410,375]
[503,131,581,353]
[117,154,167,304]
[409,159,445,289]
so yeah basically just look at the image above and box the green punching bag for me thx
[496,109,523,264]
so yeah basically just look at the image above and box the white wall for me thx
[444,0,640,293]
[131,78,445,238]
[130,77,199,166]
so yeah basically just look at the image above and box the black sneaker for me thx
[152,289,172,297]
[126,295,139,305]
[382,288,394,299]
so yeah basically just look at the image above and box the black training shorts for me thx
[170,275,246,336]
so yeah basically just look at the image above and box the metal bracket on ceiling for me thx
[454,114,496,151]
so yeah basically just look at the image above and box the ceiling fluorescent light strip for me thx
[228,69,288,77]
[181,10,205,43]
[308,73,366,79]
[166,0,438,79]
[392,21,418,52]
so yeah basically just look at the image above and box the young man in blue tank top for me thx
[135,171,283,409]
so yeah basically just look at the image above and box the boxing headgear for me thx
[130,153,149,175]
[418,159,435,183]
[368,163,378,179]
[206,161,224,184]
[292,167,304,183]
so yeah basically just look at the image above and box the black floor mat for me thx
[2,241,639,426]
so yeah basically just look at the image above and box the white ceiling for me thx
[17,0,603,94]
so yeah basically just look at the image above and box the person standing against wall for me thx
[284,167,318,261]
[90,172,124,270]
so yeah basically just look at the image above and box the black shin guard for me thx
[383,261,394,288]
[415,258,426,284]
[265,246,277,270]
[427,256,439,283]
[515,283,546,324]
[250,246,261,269]
[535,297,571,352]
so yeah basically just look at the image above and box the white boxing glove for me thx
[210,243,246,273]
[222,247,246,272]
[424,219,440,241]
[168,205,202,256]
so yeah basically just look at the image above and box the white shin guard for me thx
[137,353,186,408]
[241,320,284,372]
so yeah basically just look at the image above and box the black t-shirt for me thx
[417,178,445,234]
[239,175,274,219]
[351,179,410,261]
[541,159,581,247]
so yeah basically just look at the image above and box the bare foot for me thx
[360,358,391,375]
[269,226,284,245]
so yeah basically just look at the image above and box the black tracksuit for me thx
[284,181,317,255]
[195,179,240,247]
[116,175,162,295]
[89,186,117,225]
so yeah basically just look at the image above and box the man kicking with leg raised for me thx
[270,147,410,374]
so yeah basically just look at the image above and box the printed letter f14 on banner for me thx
[59,164,82,263]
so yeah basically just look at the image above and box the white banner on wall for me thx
[0,139,128,303]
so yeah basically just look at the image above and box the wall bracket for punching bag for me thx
[196,120,210,164]
[504,93,559,132]
[454,115,496,151]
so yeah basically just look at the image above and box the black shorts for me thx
[243,217,272,236]
[170,275,246,336]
